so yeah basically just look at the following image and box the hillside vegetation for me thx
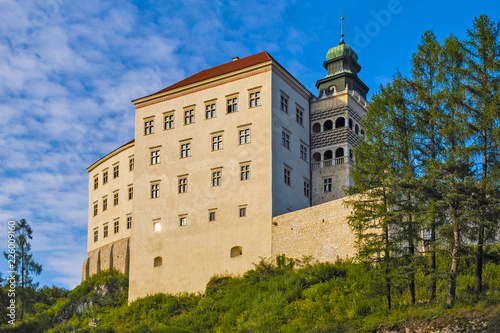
[2,253,500,333]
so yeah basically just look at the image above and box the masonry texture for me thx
[272,196,356,261]
[82,237,130,281]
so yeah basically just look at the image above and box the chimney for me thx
[232,56,240,61]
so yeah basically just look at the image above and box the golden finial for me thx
[340,13,345,44]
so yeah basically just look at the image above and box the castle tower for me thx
[310,17,369,205]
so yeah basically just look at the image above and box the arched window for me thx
[355,124,359,134]
[324,120,333,131]
[324,150,333,160]
[348,119,353,129]
[335,148,344,158]
[360,129,365,137]
[335,117,345,128]
[312,122,321,133]
[312,152,321,162]
[349,149,353,160]
[154,256,162,267]
[230,246,242,258]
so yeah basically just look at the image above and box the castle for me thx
[82,34,370,301]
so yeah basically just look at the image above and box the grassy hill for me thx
[2,255,500,332]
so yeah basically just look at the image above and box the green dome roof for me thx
[326,43,358,62]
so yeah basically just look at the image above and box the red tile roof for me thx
[143,51,274,98]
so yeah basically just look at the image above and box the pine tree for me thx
[3,219,42,320]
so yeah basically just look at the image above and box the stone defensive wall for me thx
[82,237,130,281]
[271,196,357,262]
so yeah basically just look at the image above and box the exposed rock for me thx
[89,318,100,328]
[93,283,109,296]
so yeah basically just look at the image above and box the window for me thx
[240,164,250,180]
[178,177,187,193]
[129,158,134,171]
[249,91,260,107]
[184,109,194,124]
[113,165,119,178]
[239,207,247,217]
[94,176,99,190]
[102,197,108,211]
[209,210,216,222]
[284,166,291,185]
[128,186,133,200]
[300,144,308,161]
[103,224,109,238]
[154,256,162,267]
[180,142,191,158]
[296,106,303,125]
[179,216,187,226]
[205,102,216,119]
[114,220,119,234]
[93,202,98,216]
[164,112,174,130]
[103,170,108,184]
[212,135,222,151]
[127,215,132,229]
[280,94,288,113]
[324,178,332,193]
[212,170,222,186]
[282,131,290,149]
[144,119,154,135]
[154,221,161,231]
[227,96,238,113]
[231,246,243,257]
[151,150,160,165]
[151,183,159,198]
[239,128,250,144]
[113,191,119,206]
[304,179,310,198]
[93,228,98,242]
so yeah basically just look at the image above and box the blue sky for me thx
[1,0,499,289]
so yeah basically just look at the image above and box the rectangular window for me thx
[205,102,216,119]
[282,131,290,149]
[164,112,174,130]
[93,228,98,242]
[300,144,308,161]
[280,94,288,113]
[113,192,119,206]
[240,164,250,181]
[184,109,194,124]
[212,135,222,151]
[114,220,119,234]
[296,107,303,125]
[178,177,187,193]
[144,119,154,135]
[129,158,134,171]
[151,183,159,198]
[304,179,310,198]
[324,178,332,193]
[209,211,216,221]
[103,170,108,184]
[102,197,108,211]
[249,91,261,108]
[180,142,191,158]
[103,224,109,238]
[239,128,250,144]
[284,166,291,185]
[113,165,119,178]
[212,170,222,186]
[94,176,99,190]
[179,216,187,226]
[239,207,247,217]
[151,150,160,165]
[127,216,132,229]
[128,186,133,200]
[93,202,98,216]
[227,96,238,113]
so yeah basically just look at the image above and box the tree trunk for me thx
[475,226,484,294]
[447,218,460,307]
[430,218,437,301]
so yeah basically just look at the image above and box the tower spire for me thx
[340,13,345,45]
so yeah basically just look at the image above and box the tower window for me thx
[312,122,321,133]
[324,119,333,131]
[94,176,99,190]
[335,117,345,128]
[324,178,332,193]
[154,257,162,267]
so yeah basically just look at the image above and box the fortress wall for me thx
[82,237,130,281]
[271,196,357,262]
